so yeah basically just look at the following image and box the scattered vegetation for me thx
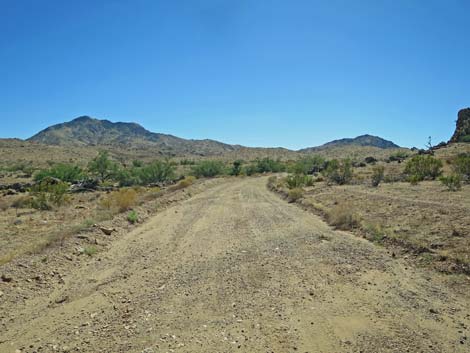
[323,159,353,185]
[291,155,326,174]
[452,153,470,182]
[191,160,225,178]
[29,178,69,210]
[34,163,84,183]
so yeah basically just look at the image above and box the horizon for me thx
[1,1,469,149]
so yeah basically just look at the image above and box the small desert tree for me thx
[88,151,118,182]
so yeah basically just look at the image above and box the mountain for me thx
[299,134,400,153]
[28,116,239,156]
[449,108,470,143]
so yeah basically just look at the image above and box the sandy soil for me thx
[1,177,469,352]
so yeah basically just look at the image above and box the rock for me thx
[76,234,89,240]
[0,290,4,297]
[1,274,13,282]
[450,108,470,143]
[55,295,69,304]
[429,308,439,314]
[99,226,115,235]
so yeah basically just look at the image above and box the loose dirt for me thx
[1,177,469,352]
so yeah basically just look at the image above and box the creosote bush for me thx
[452,153,470,182]
[191,160,225,178]
[404,155,443,183]
[35,163,84,183]
[323,159,353,185]
[371,165,385,187]
[439,174,462,191]
[29,177,70,210]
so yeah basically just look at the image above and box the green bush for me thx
[404,155,443,182]
[34,163,84,183]
[440,174,462,191]
[371,165,385,187]
[230,160,243,176]
[191,160,225,178]
[323,159,353,185]
[127,210,138,224]
[452,153,470,181]
[255,158,285,173]
[138,160,176,185]
[116,160,176,186]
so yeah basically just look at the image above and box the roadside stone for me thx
[1,274,13,282]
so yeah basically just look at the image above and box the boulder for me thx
[450,108,470,143]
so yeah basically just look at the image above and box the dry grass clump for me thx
[287,188,303,203]
[170,176,196,191]
[327,203,361,230]
[100,188,137,212]
[0,198,9,211]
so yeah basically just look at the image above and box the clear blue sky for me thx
[1,0,469,149]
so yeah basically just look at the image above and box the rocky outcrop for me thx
[450,108,470,143]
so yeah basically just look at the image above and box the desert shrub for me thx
[327,204,361,230]
[452,153,470,181]
[287,188,303,202]
[127,210,138,224]
[404,155,443,182]
[255,158,285,173]
[34,163,84,183]
[102,189,137,212]
[29,178,69,210]
[323,159,353,185]
[83,246,97,256]
[230,160,243,176]
[439,174,462,191]
[88,151,118,181]
[138,160,176,185]
[291,155,326,174]
[243,164,259,176]
[116,160,176,186]
[179,159,196,165]
[285,174,314,189]
[191,160,225,178]
[371,165,385,187]
[5,162,35,176]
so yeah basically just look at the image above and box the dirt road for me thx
[1,177,469,352]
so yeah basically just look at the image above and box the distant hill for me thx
[28,116,239,156]
[299,134,400,153]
